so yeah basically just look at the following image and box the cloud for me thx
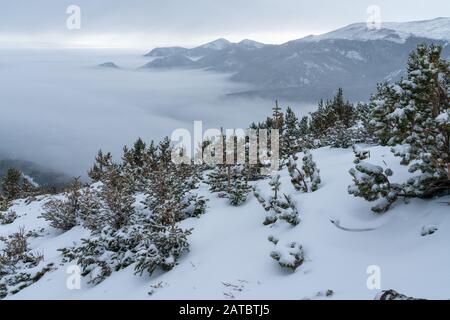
[0,0,448,48]
[0,49,311,177]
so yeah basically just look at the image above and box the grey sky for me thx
[0,0,449,48]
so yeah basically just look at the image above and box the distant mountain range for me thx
[141,17,450,101]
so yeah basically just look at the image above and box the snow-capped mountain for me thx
[198,38,232,50]
[237,39,267,49]
[306,17,450,43]
[142,18,450,101]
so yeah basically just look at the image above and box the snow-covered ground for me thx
[2,146,449,300]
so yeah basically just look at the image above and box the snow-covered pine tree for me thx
[0,228,54,298]
[352,145,371,163]
[348,161,403,213]
[157,136,173,167]
[1,168,22,201]
[88,150,113,182]
[41,178,82,230]
[269,238,304,271]
[282,107,301,159]
[228,166,252,206]
[254,174,300,226]
[100,165,135,230]
[287,151,321,192]
[207,165,229,196]
[78,187,104,231]
[272,100,284,134]
[21,176,38,198]
[302,150,321,192]
[394,44,449,197]
[122,138,148,192]
[354,102,375,144]
[287,157,308,192]
[0,210,17,225]
[327,120,352,148]
[299,116,309,136]
[371,44,449,198]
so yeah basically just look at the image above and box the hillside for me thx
[2,146,449,300]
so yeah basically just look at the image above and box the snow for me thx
[238,39,266,49]
[436,112,449,124]
[306,17,450,43]
[199,38,232,50]
[2,146,449,300]
[345,51,365,61]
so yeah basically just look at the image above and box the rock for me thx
[375,289,425,300]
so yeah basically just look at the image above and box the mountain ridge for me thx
[142,18,450,101]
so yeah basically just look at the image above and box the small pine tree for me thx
[78,187,104,231]
[21,177,37,198]
[207,165,229,196]
[254,174,300,226]
[272,100,284,132]
[1,168,22,201]
[282,107,301,159]
[88,150,112,182]
[288,152,321,192]
[302,150,321,192]
[348,161,403,213]
[269,238,304,271]
[228,171,251,206]
[101,165,135,230]
[41,178,82,231]
[0,228,54,298]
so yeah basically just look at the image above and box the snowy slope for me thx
[307,17,450,43]
[2,146,449,300]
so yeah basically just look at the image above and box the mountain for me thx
[97,62,120,69]
[305,17,450,43]
[144,46,189,57]
[141,18,450,101]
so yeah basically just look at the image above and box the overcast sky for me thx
[0,0,448,48]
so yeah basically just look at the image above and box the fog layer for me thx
[0,49,314,177]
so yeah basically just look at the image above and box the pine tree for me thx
[122,138,148,191]
[79,187,104,231]
[269,238,304,271]
[288,152,321,192]
[371,44,449,197]
[41,178,82,231]
[287,157,308,192]
[253,174,300,226]
[299,116,309,136]
[228,167,252,206]
[282,107,302,159]
[207,165,229,197]
[348,161,403,213]
[0,228,54,298]
[88,150,112,182]
[272,100,284,132]
[1,168,22,201]
[327,120,352,148]
[302,150,321,192]
[21,177,37,198]
[101,165,135,230]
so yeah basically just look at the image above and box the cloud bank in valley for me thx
[0,49,313,177]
